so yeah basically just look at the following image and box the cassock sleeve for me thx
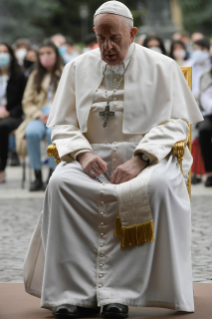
[134,118,189,164]
[47,61,93,161]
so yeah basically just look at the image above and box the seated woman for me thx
[169,40,189,66]
[0,43,26,183]
[17,40,63,191]
[142,34,167,55]
[198,67,212,187]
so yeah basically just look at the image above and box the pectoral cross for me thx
[99,103,115,127]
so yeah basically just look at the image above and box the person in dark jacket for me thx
[0,43,26,183]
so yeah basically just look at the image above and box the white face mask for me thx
[192,49,210,64]
[149,47,162,54]
[15,48,27,66]
[173,49,186,60]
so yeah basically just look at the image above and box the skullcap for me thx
[94,1,133,20]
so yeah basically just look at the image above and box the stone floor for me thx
[0,166,211,283]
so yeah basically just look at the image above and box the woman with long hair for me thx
[169,40,189,66]
[142,34,167,55]
[0,43,26,183]
[16,40,63,191]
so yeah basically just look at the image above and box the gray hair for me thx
[94,14,134,30]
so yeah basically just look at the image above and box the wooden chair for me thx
[47,66,192,198]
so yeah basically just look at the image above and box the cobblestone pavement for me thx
[0,167,212,283]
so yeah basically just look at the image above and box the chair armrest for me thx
[172,138,191,199]
[172,140,186,174]
[47,144,61,165]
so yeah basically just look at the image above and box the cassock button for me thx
[101,201,104,205]
[99,274,104,278]
[100,233,104,236]
[99,263,103,267]
[100,254,104,257]
[100,243,104,247]
[100,222,104,226]
[100,212,104,215]
[98,284,103,288]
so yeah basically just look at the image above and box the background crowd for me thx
[0,29,212,191]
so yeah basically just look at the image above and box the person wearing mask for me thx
[169,40,189,66]
[13,38,30,68]
[0,43,26,183]
[16,41,63,191]
[23,46,38,77]
[142,34,167,55]
[198,67,212,187]
[184,38,211,100]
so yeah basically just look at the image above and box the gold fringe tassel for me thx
[114,216,122,237]
[114,216,154,248]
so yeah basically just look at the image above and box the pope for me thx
[23,1,203,318]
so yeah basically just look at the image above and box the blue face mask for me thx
[58,45,67,56]
[192,49,210,64]
[0,53,10,68]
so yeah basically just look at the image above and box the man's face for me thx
[93,14,137,66]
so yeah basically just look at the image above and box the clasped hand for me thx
[77,152,147,184]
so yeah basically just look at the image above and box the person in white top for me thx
[23,2,203,318]
[184,38,211,99]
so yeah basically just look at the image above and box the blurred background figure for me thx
[51,33,67,64]
[210,38,212,56]
[23,46,38,77]
[198,66,212,187]
[172,32,182,41]
[63,37,80,64]
[184,38,211,99]
[191,32,204,44]
[136,34,146,46]
[0,43,26,183]
[142,34,167,55]
[180,31,192,56]
[82,33,98,53]
[13,38,30,68]
[16,41,63,191]
[169,40,189,66]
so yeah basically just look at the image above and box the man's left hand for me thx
[111,156,148,184]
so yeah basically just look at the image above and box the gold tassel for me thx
[114,217,154,248]
[114,216,122,237]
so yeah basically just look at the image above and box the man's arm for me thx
[111,118,189,184]
[134,118,189,163]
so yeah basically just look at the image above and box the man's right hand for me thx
[77,152,108,178]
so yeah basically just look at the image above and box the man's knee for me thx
[48,170,66,193]
[149,171,170,199]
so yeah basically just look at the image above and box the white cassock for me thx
[23,43,203,312]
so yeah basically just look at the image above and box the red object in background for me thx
[191,137,206,175]
[91,43,99,50]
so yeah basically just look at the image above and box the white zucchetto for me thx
[94,1,133,20]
